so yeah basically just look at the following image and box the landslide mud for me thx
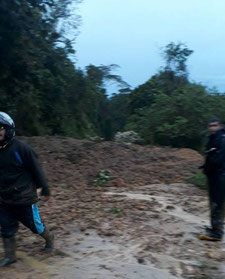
[1,137,224,278]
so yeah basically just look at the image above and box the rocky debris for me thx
[114,130,144,144]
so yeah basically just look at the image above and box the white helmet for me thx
[0,112,15,141]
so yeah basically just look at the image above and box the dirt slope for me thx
[20,136,203,187]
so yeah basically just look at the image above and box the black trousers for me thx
[0,203,45,238]
[207,173,225,237]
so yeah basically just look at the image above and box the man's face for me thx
[0,126,6,141]
[207,121,221,134]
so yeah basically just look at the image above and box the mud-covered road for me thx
[1,183,225,279]
[0,138,224,278]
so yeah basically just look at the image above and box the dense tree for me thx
[126,84,223,149]
[108,91,131,138]
[163,42,193,77]
[123,43,225,150]
[129,43,193,114]
[0,0,108,138]
[85,64,129,139]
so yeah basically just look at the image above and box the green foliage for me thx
[86,64,129,90]
[187,171,207,190]
[163,42,193,76]
[93,170,114,186]
[0,0,128,139]
[129,79,161,112]
[122,42,225,151]
[126,82,225,150]
[108,92,131,137]
[0,0,85,135]
[112,208,123,217]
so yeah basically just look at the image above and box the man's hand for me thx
[40,188,51,201]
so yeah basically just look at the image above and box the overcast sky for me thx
[74,0,225,94]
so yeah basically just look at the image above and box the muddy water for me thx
[105,187,225,279]
[0,231,179,279]
[50,231,179,279]
[1,183,225,279]
[106,191,208,225]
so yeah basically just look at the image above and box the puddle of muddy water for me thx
[0,229,180,279]
[49,230,179,279]
[104,190,225,279]
[0,250,51,279]
[198,261,225,279]
[105,191,208,225]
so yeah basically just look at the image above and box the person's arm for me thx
[217,136,225,166]
[206,136,225,168]
[20,142,50,197]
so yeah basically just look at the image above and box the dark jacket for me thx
[204,129,225,175]
[0,138,50,205]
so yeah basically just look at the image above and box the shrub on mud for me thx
[187,170,207,190]
[93,169,115,186]
[112,208,123,217]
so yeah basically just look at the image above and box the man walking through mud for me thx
[199,117,225,241]
[0,112,54,267]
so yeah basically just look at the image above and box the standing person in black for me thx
[0,112,54,267]
[198,117,225,241]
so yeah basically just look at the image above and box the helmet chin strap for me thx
[0,142,8,149]
[0,137,9,148]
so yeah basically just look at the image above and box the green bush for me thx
[187,170,207,190]
[112,208,123,217]
[93,169,114,186]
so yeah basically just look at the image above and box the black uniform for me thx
[0,138,50,238]
[204,129,225,238]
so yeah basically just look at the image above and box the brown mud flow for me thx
[0,138,225,278]
[1,184,225,279]
[18,136,203,188]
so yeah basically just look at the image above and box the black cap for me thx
[208,117,221,124]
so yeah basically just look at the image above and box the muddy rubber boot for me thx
[198,232,222,241]
[40,228,54,252]
[0,237,17,267]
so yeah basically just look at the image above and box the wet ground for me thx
[1,183,225,279]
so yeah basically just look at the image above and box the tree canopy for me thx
[123,43,225,150]
[0,0,125,139]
